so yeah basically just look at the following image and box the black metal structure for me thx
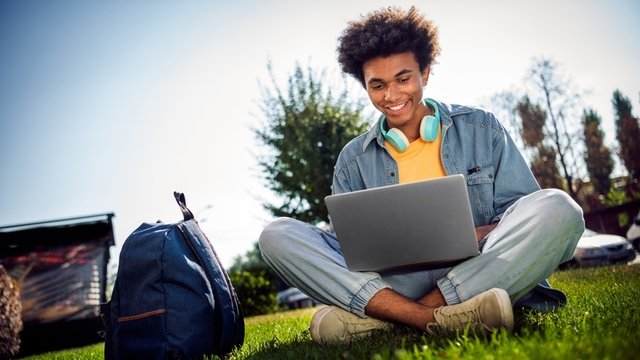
[0,213,115,356]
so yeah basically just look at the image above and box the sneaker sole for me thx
[309,306,336,343]
[309,306,394,343]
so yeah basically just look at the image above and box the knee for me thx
[532,189,584,257]
[258,217,298,259]
[534,189,584,231]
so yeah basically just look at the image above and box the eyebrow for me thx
[367,69,414,85]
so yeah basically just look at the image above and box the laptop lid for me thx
[325,174,479,272]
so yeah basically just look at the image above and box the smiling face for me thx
[363,52,431,142]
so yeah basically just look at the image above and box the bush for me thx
[227,242,285,317]
[0,264,22,358]
[228,269,280,317]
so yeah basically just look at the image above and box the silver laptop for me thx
[325,174,479,272]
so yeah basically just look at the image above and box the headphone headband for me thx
[424,98,440,121]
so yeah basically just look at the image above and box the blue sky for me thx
[1,0,639,266]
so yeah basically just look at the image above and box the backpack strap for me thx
[174,192,195,221]
[178,220,245,354]
[173,192,244,354]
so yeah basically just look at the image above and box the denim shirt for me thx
[330,100,566,312]
[331,99,541,227]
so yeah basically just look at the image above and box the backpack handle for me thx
[174,192,195,221]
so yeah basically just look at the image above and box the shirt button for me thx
[390,172,395,177]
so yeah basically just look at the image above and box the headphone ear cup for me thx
[385,128,410,152]
[420,115,439,142]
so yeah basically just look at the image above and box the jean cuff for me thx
[437,276,462,305]
[348,278,391,318]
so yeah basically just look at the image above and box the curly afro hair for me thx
[337,6,441,87]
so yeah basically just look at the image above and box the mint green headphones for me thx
[379,98,440,152]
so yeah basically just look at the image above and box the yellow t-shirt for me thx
[385,127,446,183]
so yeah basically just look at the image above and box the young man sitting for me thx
[259,6,584,343]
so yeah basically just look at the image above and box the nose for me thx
[384,83,399,101]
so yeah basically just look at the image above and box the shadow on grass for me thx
[241,303,574,360]
[17,318,104,358]
[242,324,511,360]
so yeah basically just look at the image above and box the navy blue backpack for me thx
[101,192,244,359]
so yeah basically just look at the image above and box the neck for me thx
[400,101,431,142]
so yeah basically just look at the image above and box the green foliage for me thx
[601,187,633,228]
[228,243,282,317]
[228,270,280,317]
[255,63,370,224]
[617,212,630,228]
[603,187,629,206]
[582,109,614,196]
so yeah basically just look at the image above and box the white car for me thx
[626,211,640,251]
[561,229,636,268]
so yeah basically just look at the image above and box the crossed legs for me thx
[259,189,584,333]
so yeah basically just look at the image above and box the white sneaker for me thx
[309,306,394,344]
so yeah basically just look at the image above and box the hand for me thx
[475,223,498,243]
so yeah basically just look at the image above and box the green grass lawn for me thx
[22,264,640,359]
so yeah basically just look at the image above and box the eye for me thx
[369,82,385,90]
[398,76,410,83]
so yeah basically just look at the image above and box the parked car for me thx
[277,287,318,310]
[561,229,636,269]
[626,211,640,251]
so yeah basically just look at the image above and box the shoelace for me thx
[344,317,393,334]
[438,306,480,326]
[426,307,491,336]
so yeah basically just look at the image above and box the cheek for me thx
[367,90,382,104]
[411,83,424,98]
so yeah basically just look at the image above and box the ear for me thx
[421,67,431,87]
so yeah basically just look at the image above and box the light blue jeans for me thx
[259,189,584,318]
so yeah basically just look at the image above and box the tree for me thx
[490,90,526,150]
[255,63,370,224]
[517,96,546,147]
[516,96,563,189]
[582,109,613,196]
[612,90,640,180]
[530,145,564,190]
[521,58,584,200]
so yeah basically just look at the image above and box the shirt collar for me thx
[361,114,386,152]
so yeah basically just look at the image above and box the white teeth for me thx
[388,102,406,111]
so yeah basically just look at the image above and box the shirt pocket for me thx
[465,164,495,219]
